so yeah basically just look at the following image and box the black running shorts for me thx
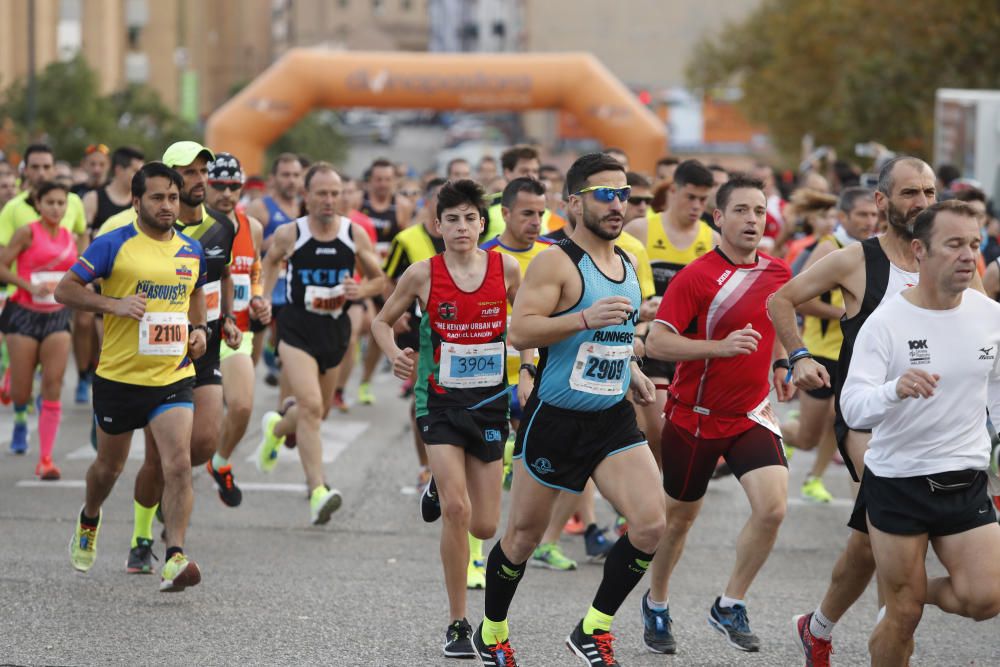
[660,420,787,502]
[804,356,838,400]
[862,468,996,537]
[416,390,509,463]
[514,397,647,493]
[193,323,223,387]
[640,356,675,387]
[0,302,71,341]
[277,305,350,374]
[92,376,195,436]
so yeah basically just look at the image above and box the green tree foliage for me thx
[0,55,199,163]
[687,0,1000,162]
[265,111,347,172]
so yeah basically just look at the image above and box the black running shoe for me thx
[473,622,518,666]
[566,620,619,666]
[206,461,243,507]
[421,476,441,523]
[708,597,760,652]
[443,618,475,658]
[125,537,157,574]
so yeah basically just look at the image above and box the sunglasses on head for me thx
[210,182,241,192]
[628,196,653,206]
[85,143,109,155]
[575,185,631,203]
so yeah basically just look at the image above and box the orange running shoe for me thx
[36,456,61,480]
[563,513,585,536]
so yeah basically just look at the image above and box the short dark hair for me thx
[626,171,651,188]
[672,160,715,189]
[715,173,765,212]
[425,177,447,196]
[936,163,961,189]
[877,156,930,196]
[111,146,145,173]
[23,143,54,163]
[708,164,728,175]
[131,161,182,198]
[500,145,539,173]
[27,180,68,208]
[436,179,486,221]
[367,158,395,180]
[656,156,679,169]
[954,187,986,204]
[910,199,980,248]
[838,187,875,213]
[270,152,302,175]
[501,177,546,209]
[565,153,626,197]
[446,157,469,174]
[539,164,562,180]
[304,161,338,191]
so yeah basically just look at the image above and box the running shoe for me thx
[35,456,60,480]
[75,375,91,404]
[613,515,628,538]
[443,618,476,658]
[801,476,834,503]
[473,622,518,666]
[206,461,243,507]
[794,613,833,667]
[584,524,614,561]
[126,538,157,574]
[531,543,577,571]
[160,552,201,592]
[358,381,375,405]
[264,370,279,387]
[9,421,27,454]
[331,389,349,413]
[309,485,343,525]
[421,476,441,522]
[566,619,619,666]
[69,508,101,572]
[255,411,285,473]
[564,513,586,535]
[467,558,486,590]
[708,597,760,652]
[641,590,676,654]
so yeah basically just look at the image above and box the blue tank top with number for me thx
[262,195,295,307]
[536,240,641,411]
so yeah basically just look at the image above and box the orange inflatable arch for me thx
[205,49,667,176]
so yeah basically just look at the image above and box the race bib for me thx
[138,311,188,356]
[30,271,64,305]
[439,341,504,388]
[232,274,251,313]
[570,342,630,395]
[375,241,391,258]
[204,280,221,321]
[305,284,346,317]
[747,397,782,437]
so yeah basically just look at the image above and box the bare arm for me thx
[55,271,144,318]
[371,261,428,379]
[793,240,847,320]
[0,226,34,293]
[260,222,295,300]
[645,320,761,362]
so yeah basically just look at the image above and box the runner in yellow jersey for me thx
[624,160,719,469]
[57,162,209,592]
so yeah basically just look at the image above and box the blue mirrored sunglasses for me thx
[574,185,631,203]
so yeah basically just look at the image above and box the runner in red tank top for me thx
[0,181,79,479]
[639,174,795,655]
[203,154,272,506]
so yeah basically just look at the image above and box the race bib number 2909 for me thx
[570,342,630,395]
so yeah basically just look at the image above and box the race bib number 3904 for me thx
[439,341,504,388]
[138,311,188,356]
[570,342,630,395]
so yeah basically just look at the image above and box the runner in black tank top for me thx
[257,164,384,527]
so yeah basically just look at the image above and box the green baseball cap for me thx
[162,141,215,168]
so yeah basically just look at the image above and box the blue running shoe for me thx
[641,590,676,654]
[10,422,28,454]
[75,375,91,404]
[584,523,614,561]
[708,597,760,652]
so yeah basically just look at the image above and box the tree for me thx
[265,111,347,172]
[0,55,198,163]
[687,0,1000,163]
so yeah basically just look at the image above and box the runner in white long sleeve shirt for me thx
[840,200,1000,667]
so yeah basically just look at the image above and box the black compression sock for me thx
[591,533,655,616]
[484,542,527,622]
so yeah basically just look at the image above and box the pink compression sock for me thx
[38,400,61,460]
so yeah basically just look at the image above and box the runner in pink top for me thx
[0,180,79,479]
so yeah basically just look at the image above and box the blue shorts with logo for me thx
[416,389,509,463]
[513,395,647,493]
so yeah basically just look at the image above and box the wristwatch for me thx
[190,323,211,341]
[519,363,537,379]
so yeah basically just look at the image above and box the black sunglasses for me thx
[210,182,241,192]
[628,196,653,206]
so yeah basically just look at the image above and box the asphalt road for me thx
[1,359,998,666]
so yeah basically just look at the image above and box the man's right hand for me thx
[582,296,634,329]
[112,294,146,320]
[392,347,416,380]
[791,356,830,391]
[714,323,761,357]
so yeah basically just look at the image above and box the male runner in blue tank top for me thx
[474,153,665,667]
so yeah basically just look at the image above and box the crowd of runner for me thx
[2,136,999,666]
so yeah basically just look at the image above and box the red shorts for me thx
[661,420,786,501]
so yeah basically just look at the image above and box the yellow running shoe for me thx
[160,552,202,592]
[256,411,285,473]
[310,485,343,525]
[358,382,375,405]
[801,476,834,503]
[69,507,101,572]
[467,558,486,590]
